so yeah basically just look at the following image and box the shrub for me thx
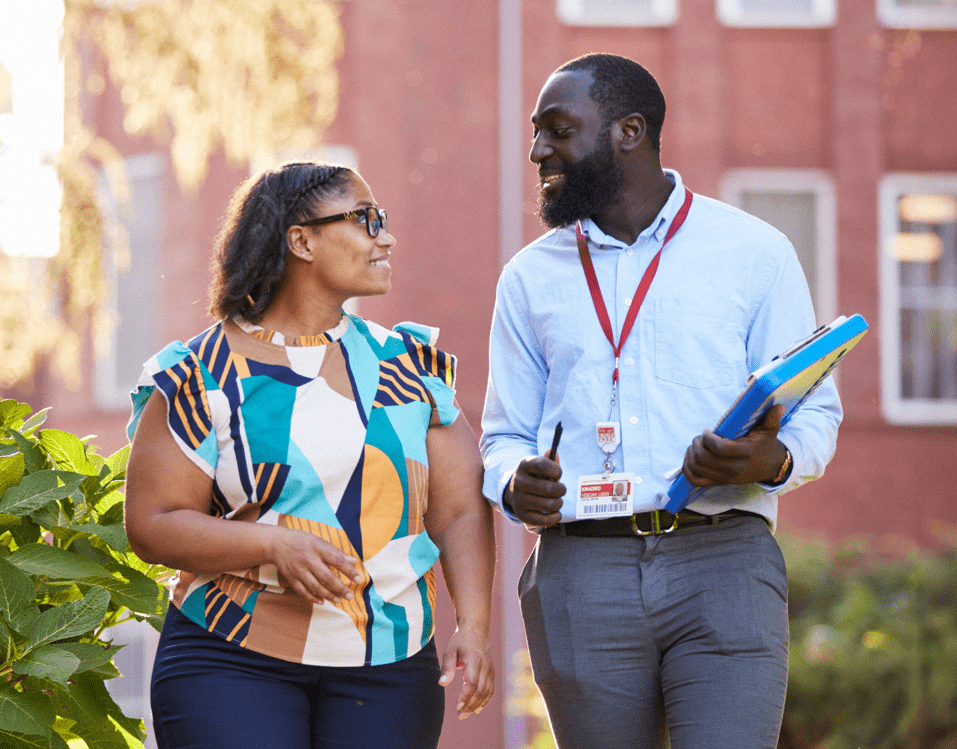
[781,535,957,749]
[0,399,168,748]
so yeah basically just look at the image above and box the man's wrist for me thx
[770,448,792,486]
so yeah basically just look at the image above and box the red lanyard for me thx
[576,187,693,385]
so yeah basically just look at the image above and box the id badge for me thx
[576,472,634,519]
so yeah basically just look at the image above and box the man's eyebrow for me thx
[531,105,573,124]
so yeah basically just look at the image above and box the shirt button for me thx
[626,357,634,365]
[624,299,631,306]
[630,416,638,424]
[626,248,634,256]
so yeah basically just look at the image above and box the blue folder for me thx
[664,314,869,514]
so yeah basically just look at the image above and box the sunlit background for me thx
[0,0,63,258]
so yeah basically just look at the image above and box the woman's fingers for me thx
[273,529,364,603]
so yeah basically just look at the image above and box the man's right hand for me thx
[503,455,566,527]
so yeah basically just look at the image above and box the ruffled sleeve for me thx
[127,341,221,477]
[394,322,458,427]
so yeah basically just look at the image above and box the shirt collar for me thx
[579,169,685,250]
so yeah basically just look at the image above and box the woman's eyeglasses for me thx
[297,207,388,238]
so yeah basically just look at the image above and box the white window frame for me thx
[94,153,165,410]
[879,173,957,425]
[719,169,838,327]
[557,0,678,26]
[877,0,957,29]
[717,0,835,27]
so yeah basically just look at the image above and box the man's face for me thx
[530,70,625,228]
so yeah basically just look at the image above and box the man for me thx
[480,54,842,749]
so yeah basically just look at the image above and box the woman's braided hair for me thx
[208,162,355,322]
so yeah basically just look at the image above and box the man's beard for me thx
[536,128,626,229]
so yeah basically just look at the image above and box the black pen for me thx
[547,422,563,461]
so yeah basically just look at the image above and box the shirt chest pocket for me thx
[653,299,744,389]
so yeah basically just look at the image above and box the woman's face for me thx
[296,172,395,304]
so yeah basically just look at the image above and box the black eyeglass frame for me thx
[296,207,388,238]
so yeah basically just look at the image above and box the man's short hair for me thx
[557,53,666,153]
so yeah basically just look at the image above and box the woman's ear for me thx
[285,225,313,261]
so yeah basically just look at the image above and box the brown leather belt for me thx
[550,509,764,537]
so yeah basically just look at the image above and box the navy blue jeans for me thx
[150,606,444,749]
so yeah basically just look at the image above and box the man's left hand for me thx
[681,404,789,487]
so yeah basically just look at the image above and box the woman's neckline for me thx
[232,314,350,348]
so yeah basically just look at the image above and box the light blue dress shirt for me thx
[480,170,843,530]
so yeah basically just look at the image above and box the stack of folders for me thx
[664,314,869,514]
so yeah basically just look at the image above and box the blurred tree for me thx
[0,0,342,388]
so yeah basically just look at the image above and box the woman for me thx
[124,162,495,749]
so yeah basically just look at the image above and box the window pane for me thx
[557,0,676,25]
[115,166,163,392]
[894,0,954,7]
[894,193,957,401]
[95,155,164,409]
[739,0,814,12]
[878,0,957,28]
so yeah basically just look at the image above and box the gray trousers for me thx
[518,515,788,749]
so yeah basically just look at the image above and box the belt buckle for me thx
[631,510,677,536]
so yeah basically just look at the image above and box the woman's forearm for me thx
[432,504,496,633]
[128,506,278,572]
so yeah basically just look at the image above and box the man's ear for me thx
[285,225,313,261]
[618,113,648,152]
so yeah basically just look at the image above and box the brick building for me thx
[3,0,956,747]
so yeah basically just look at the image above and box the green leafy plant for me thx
[782,536,957,749]
[0,398,168,748]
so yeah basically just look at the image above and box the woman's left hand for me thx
[438,625,495,720]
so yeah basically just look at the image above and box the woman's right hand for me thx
[270,528,364,605]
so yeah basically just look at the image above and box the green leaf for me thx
[86,659,121,680]
[56,642,123,674]
[0,730,69,749]
[70,523,127,554]
[19,409,50,437]
[9,604,41,635]
[70,716,144,749]
[1,431,45,476]
[0,472,85,518]
[12,646,81,687]
[101,690,146,742]
[7,544,112,581]
[99,500,125,524]
[0,402,33,431]
[9,518,41,548]
[0,618,12,661]
[0,454,25,497]
[94,568,163,615]
[28,503,64,533]
[0,684,54,737]
[27,587,110,649]
[35,583,82,609]
[105,446,129,481]
[0,558,37,622]
[50,670,147,743]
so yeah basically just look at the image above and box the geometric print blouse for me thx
[127,314,458,666]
